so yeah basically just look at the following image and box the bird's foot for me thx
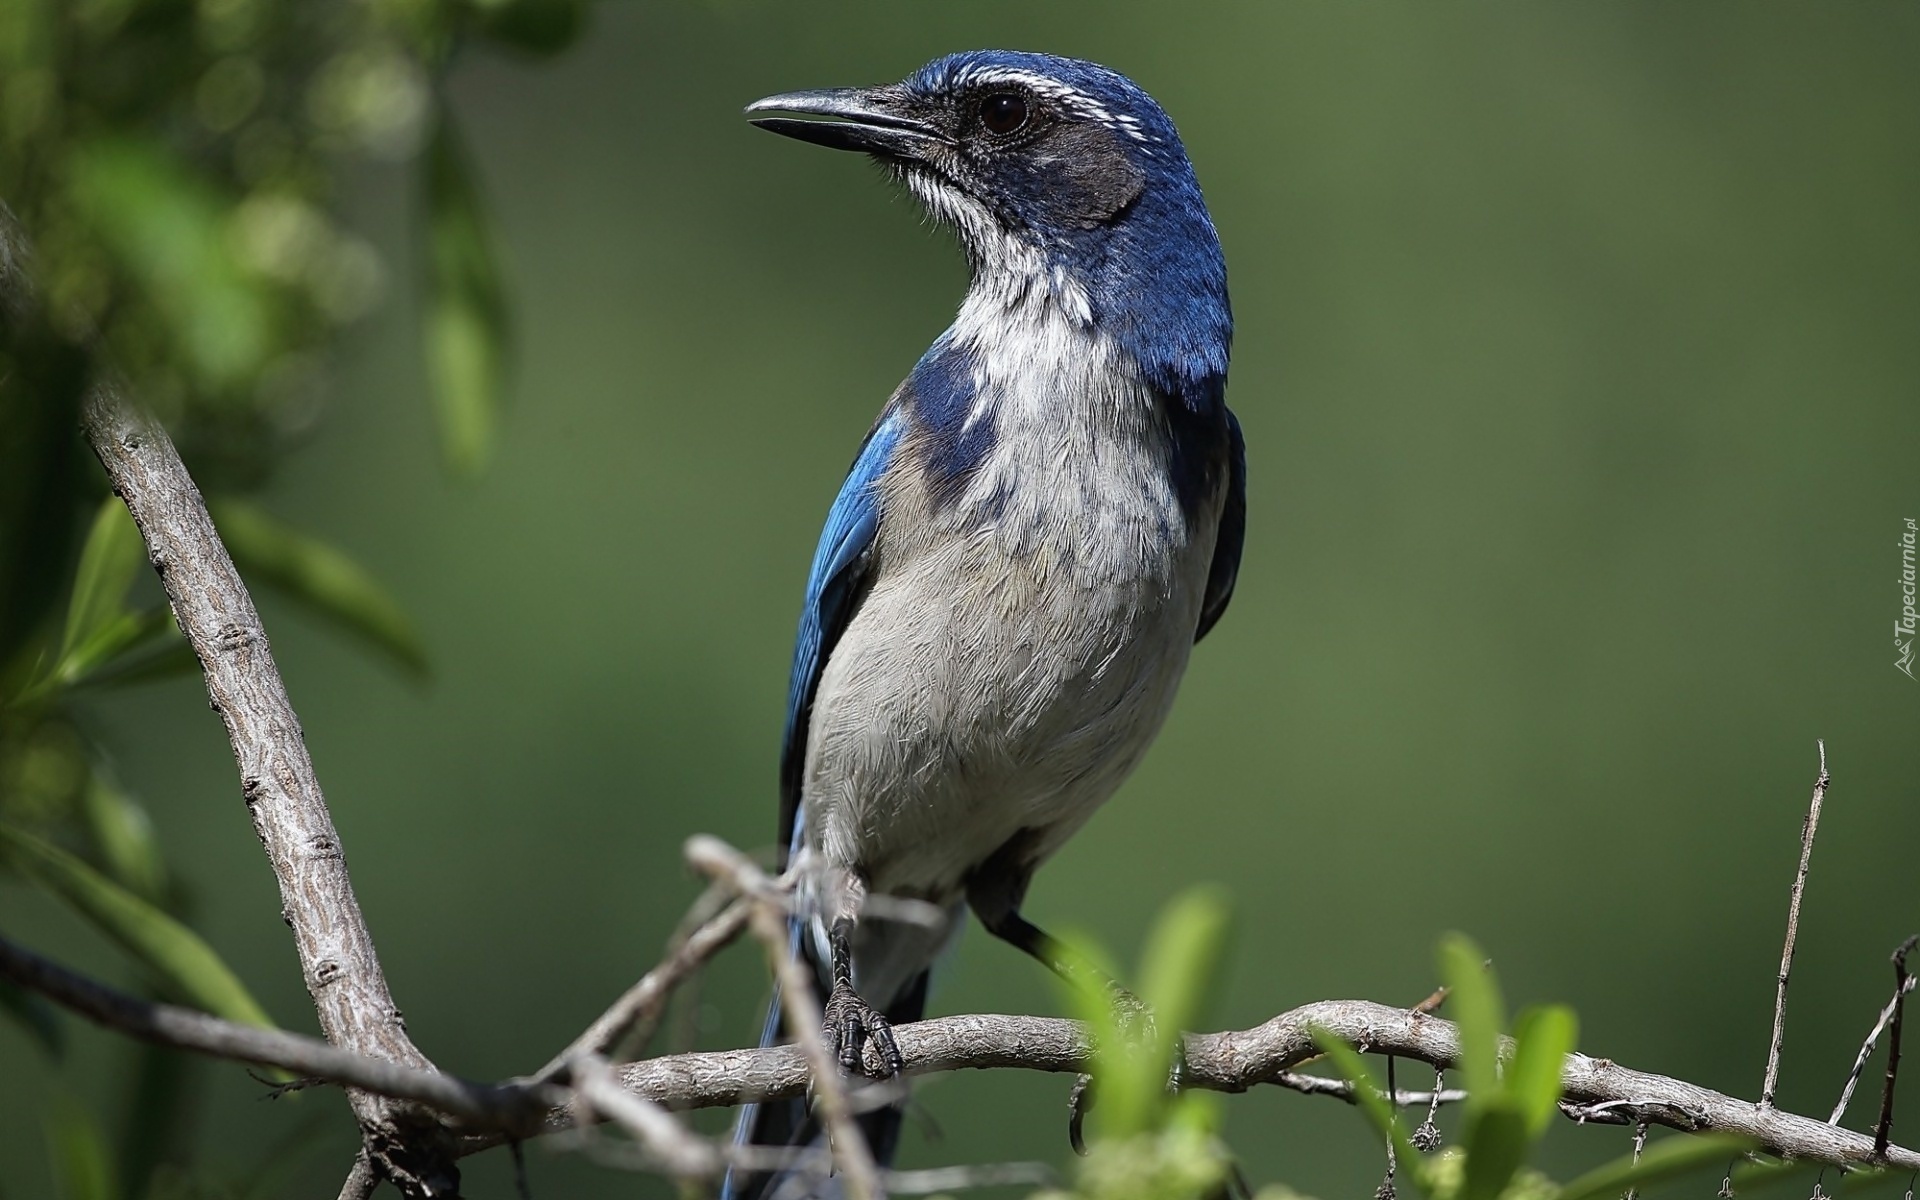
[1068,984,1186,1155]
[822,979,903,1079]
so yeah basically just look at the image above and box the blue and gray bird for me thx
[730,50,1244,1196]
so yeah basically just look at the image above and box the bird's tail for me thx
[720,914,936,1200]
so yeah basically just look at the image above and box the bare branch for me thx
[10,926,1917,1175]
[569,1054,723,1180]
[0,932,552,1130]
[1764,740,1831,1109]
[75,372,452,1188]
[337,1150,379,1200]
[1270,1070,1465,1108]
[1831,967,1917,1126]
[535,896,751,1082]
[1875,936,1917,1161]
[686,834,884,1200]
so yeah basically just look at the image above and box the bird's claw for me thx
[1067,985,1186,1154]
[822,980,903,1078]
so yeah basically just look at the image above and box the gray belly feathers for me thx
[801,314,1223,905]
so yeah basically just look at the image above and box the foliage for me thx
[1042,886,1239,1200]
[0,0,582,1190]
[1048,914,1787,1200]
[1310,933,1749,1200]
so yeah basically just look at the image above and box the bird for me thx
[728,49,1244,1198]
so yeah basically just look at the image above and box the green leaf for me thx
[424,109,510,476]
[43,1093,117,1200]
[1310,1027,1431,1194]
[0,978,66,1058]
[73,637,200,690]
[1137,885,1231,1067]
[1554,1133,1754,1200]
[1059,929,1157,1141]
[67,137,273,388]
[81,774,167,902]
[211,499,428,677]
[1462,1105,1529,1200]
[52,607,177,691]
[0,822,275,1028]
[1089,886,1233,1139]
[1508,1006,1577,1137]
[58,498,143,666]
[1439,932,1505,1120]
[473,0,587,56]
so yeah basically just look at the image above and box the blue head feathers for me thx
[748,50,1231,413]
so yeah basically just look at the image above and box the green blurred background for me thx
[4,2,1917,1196]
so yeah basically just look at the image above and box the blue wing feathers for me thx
[1194,408,1245,643]
[777,407,904,864]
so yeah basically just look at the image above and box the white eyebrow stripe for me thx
[944,65,1156,143]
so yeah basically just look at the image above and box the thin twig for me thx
[1413,1068,1445,1150]
[1875,937,1918,1161]
[1378,1056,1400,1200]
[1268,1071,1465,1107]
[569,1054,722,1180]
[534,896,752,1082]
[886,1163,1054,1193]
[1622,1120,1649,1200]
[1763,741,1830,1109]
[1830,973,1918,1125]
[684,834,883,1200]
[0,932,552,1130]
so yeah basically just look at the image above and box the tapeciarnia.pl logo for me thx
[1899,518,1917,679]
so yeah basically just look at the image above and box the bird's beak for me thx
[745,87,943,158]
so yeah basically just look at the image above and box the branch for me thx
[82,383,455,1191]
[0,933,550,1132]
[534,894,751,1082]
[0,204,455,1195]
[8,928,1914,1175]
[1874,935,1916,1161]
[685,835,884,1200]
[1764,740,1830,1108]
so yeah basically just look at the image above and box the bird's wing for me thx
[1194,408,1246,643]
[777,405,906,865]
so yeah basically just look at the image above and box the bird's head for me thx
[748,51,1229,400]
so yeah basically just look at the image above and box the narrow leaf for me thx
[59,498,143,664]
[53,607,176,689]
[1508,1005,1578,1136]
[80,774,168,902]
[423,108,509,476]
[1089,885,1232,1138]
[211,499,428,677]
[1462,1105,1529,1200]
[475,0,587,56]
[68,138,272,388]
[1310,1027,1432,1194]
[44,1094,118,1200]
[1555,1133,1754,1200]
[1138,885,1232,1066]
[1439,932,1505,1120]
[0,822,275,1028]
[1059,929,1159,1140]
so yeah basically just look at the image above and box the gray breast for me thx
[801,300,1225,901]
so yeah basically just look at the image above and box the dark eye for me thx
[978,93,1029,135]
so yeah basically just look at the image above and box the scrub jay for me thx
[730,49,1244,1195]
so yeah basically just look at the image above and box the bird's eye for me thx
[978,93,1029,136]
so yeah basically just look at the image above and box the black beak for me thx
[745,87,944,158]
